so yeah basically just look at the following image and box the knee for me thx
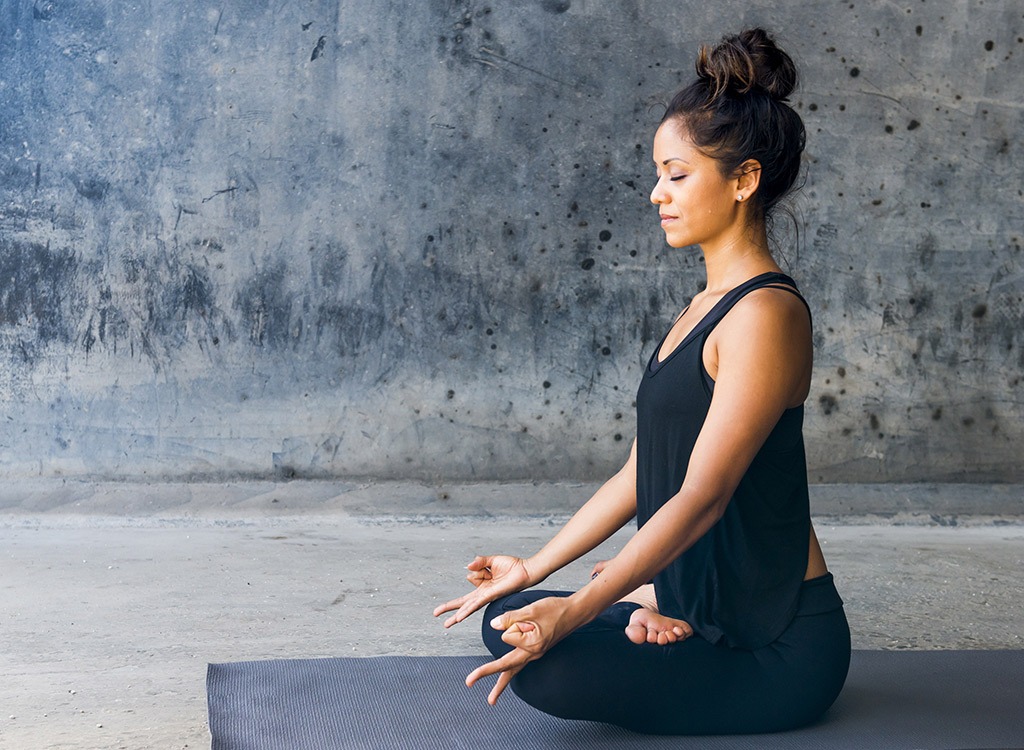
[509,656,584,722]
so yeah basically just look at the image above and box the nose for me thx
[650,176,667,205]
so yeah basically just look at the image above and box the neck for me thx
[699,224,779,294]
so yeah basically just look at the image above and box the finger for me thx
[466,556,491,572]
[487,669,516,706]
[465,570,490,585]
[499,621,539,648]
[444,597,483,628]
[488,613,508,632]
[466,650,528,688]
[436,594,482,627]
[432,594,470,618]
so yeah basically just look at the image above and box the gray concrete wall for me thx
[0,1,1021,483]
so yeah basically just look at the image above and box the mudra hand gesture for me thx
[432,554,533,628]
[434,554,580,704]
[464,595,577,704]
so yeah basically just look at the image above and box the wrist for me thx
[522,554,550,587]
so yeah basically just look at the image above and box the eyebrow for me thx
[658,157,690,166]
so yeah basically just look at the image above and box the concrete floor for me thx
[1,481,1022,749]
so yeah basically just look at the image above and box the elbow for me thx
[679,482,731,528]
[706,495,729,526]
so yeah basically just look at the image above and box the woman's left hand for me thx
[465,595,579,705]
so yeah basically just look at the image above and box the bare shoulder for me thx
[717,285,811,343]
[704,285,812,401]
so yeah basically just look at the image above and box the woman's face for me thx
[650,122,743,250]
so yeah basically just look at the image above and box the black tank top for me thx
[635,272,811,649]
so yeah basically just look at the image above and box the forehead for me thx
[652,122,704,164]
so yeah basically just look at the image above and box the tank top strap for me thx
[700,271,809,337]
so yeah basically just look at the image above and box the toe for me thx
[624,623,646,645]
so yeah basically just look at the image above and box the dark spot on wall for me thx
[69,174,110,201]
[984,40,994,51]
[837,366,846,378]
[32,1,55,21]
[540,0,571,12]
[869,413,879,430]
[311,35,326,61]
[613,433,622,441]
[599,230,612,242]
[580,258,595,270]
[962,416,975,427]
[932,407,942,421]
[542,380,551,388]
[818,393,838,415]
[907,119,921,130]
[447,389,455,399]
[971,304,987,319]
[885,125,894,133]
[915,25,922,36]
[849,66,860,77]
[601,346,611,355]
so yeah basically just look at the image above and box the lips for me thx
[660,214,678,225]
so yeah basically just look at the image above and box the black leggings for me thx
[482,573,851,735]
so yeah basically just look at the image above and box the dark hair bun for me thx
[695,28,797,101]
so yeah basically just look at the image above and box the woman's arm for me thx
[433,439,638,627]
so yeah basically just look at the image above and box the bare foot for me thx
[625,607,693,646]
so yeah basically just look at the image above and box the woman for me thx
[433,28,850,735]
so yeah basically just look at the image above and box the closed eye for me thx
[670,175,686,182]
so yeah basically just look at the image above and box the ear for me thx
[734,159,762,202]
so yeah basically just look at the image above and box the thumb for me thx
[490,614,538,632]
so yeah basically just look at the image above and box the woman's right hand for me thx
[432,555,534,629]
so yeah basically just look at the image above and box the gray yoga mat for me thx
[207,650,1024,749]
